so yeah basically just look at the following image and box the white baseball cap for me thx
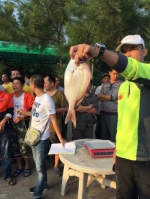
[116,35,145,52]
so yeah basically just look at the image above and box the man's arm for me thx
[70,44,150,86]
[15,107,32,123]
[56,107,68,114]
[97,84,111,101]
[76,104,93,113]
[13,115,24,123]
[86,108,97,114]
[98,93,111,101]
[98,81,121,102]
[0,116,10,132]
[98,98,108,102]
[0,94,13,132]
[17,109,32,117]
[69,45,119,66]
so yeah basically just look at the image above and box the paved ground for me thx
[0,157,116,199]
[0,124,116,199]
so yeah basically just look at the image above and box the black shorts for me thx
[50,132,60,143]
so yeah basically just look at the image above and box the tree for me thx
[65,0,150,85]
[2,0,150,50]
[0,0,70,64]
[0,0,150,85]
[0,0,72,78]
[66,0,150,49]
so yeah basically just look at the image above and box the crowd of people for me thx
[0,71,66,199]
[0,66,120,198]
[0,34,150,199]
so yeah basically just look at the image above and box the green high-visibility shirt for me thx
[114,55,150,161]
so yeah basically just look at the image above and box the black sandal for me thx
[12,169,23,177]
[23,169,31,177]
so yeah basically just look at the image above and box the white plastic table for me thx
[59,139,116,199]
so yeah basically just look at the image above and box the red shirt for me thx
[11,92,34,111]
[0,91,13,121]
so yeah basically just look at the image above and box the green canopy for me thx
[0,41,59,64]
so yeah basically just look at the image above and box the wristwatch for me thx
[94,43,106,58]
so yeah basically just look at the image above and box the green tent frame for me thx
[0,41,59,64]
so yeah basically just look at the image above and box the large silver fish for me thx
[64,59,91,127]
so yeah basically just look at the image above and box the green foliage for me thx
[66,0,150,49]
[0,0,150,84]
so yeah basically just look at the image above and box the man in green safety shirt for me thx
[69,35,150,199]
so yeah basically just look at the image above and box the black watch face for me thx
[94,43,106,57]
[95,43,105,48]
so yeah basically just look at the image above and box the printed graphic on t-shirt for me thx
[32,102,40,118]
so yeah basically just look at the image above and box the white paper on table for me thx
[48,142,76,154]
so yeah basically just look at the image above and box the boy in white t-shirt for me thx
[18,75,66,199]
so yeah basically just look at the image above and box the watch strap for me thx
[95,46,105,58]
[95,43,106,58]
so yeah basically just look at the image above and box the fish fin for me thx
[65,110,76,128]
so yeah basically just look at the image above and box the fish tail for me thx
[65,109,76,128]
